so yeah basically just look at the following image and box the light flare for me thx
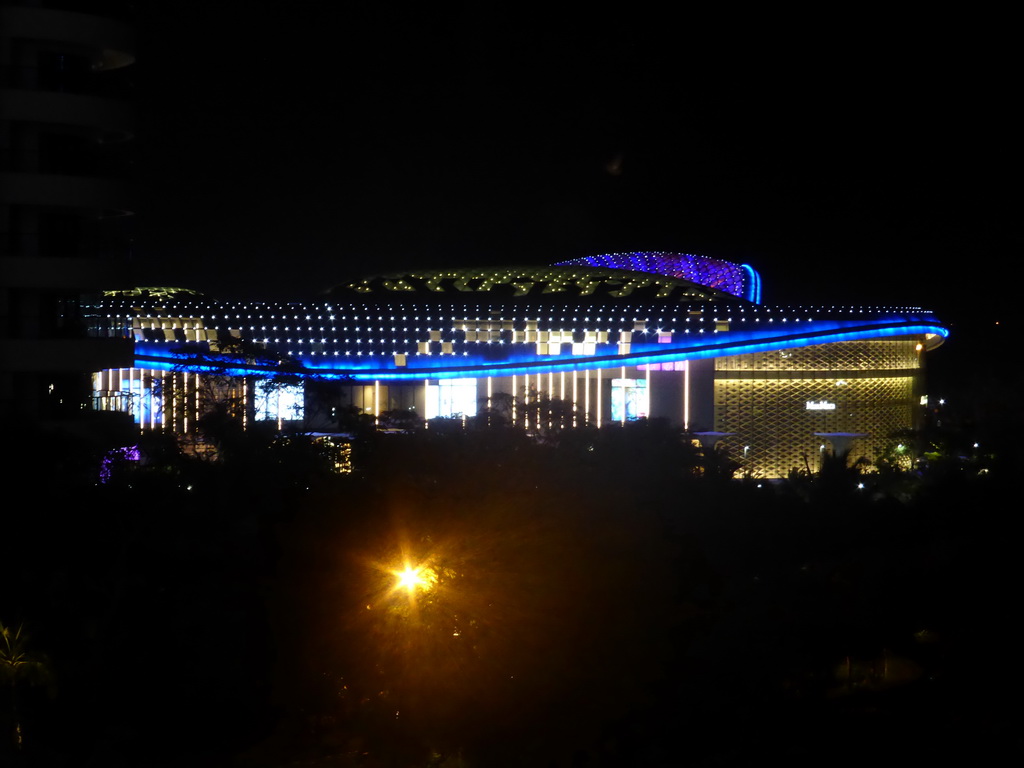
[393,563,437,594]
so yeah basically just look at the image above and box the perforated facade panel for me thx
[713,339,923,477]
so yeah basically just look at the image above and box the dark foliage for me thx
[4,412,1022,766]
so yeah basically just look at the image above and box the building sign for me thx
[805,400,836,411]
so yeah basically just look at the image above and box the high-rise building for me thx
[1,1,135,423]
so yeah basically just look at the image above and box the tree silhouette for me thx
[0,621,53,754]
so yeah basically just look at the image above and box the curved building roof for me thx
[329,264,744,304]
[97,252,947,382]
[554,251,762,303]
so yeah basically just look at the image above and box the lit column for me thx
[146,368,152,427]
[529,373,537,430]
[683,361,690,431]
[584,369,590,426]
[620,365,626,426]
[560,371,566,428]
[547,371,554,429]
[192,372,200,432]
[169,371,177,433]
[182,372,189,435]
[511,374,517,427]
[487,376,492,426]
[572,371,578,427]
[645,364,651,420]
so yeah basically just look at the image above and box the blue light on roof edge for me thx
[133,323,947,382]
[741,264,762,304]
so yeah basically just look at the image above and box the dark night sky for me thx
[128,4,1021,316]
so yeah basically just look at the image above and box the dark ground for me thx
[4,365,1023,767]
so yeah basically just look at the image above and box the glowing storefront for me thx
[89,252,947,477]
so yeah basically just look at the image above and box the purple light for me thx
[100,445,140,483]
[554,252,759,302]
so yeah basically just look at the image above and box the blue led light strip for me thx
[133,322,947,382]
[741,264,762,304]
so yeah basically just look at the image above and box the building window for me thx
[256,379,304,422]
[611,378,648,421]
[425,378,477,419]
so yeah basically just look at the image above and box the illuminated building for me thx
[1,1,135,421]
[89,252,947,477]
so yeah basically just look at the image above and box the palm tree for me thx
[0,621,53,752]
